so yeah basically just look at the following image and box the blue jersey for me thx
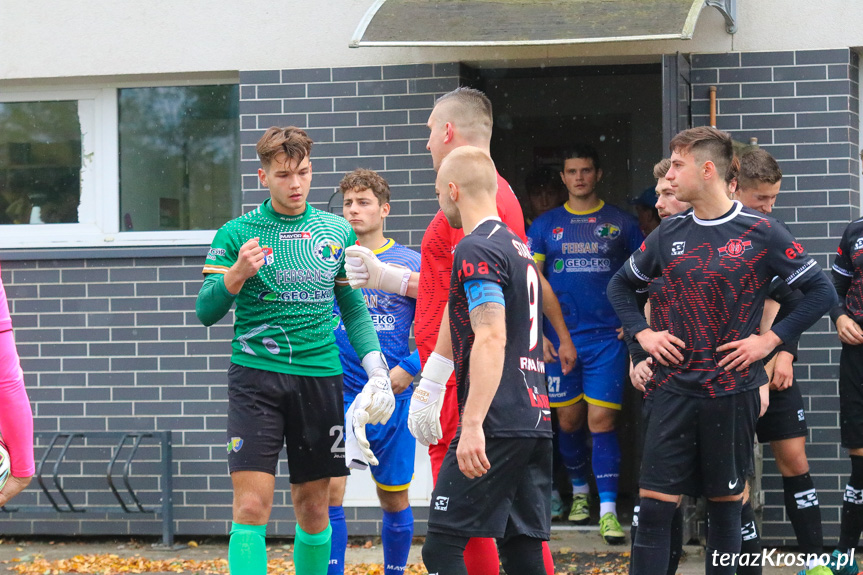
[333,239,421,397]
[527,201,643,343]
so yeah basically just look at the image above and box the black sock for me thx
[705,499,742,575]
[783,472,823,554]
[631,498,678,575]
[736,501,762,575]
[839,455,863,553]
[667,505,684,575]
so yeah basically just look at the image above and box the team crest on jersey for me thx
[261,246,274,266]
[854,238,863,251]
[552,227,564,241]
[228,437,243,453]
[594,223,620,240]
[671,241,685,256]
[280,231,312,241]
[718,239,752,257]
[314,240,343,262]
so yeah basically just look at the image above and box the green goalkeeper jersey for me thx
[202,199,368,376]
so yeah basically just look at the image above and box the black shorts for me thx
[427,436,552,541]
[226,363,349,483]
[840,344,863,448]
[639,386,760,499]
[755,384,807,443]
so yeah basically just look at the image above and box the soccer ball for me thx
[0,438,9,491]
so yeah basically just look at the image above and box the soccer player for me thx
[421,145,553,575]
[0,266,34,507]
[608,126,836,575]
[824,187,863,574]
[729,149,825,572]
[196,127,395,575]
[527,144,643,543]
[327,169,421,575]
[344,87,570,575]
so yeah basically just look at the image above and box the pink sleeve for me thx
[0,272,34,477]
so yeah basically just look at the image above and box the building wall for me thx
[691,48,861,545]
[2,1,863,81]
[0,61,466,538]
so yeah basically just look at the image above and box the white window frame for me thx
[0,79,237,249]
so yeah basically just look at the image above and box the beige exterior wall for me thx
[1,0,862,82]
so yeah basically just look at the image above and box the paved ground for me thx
[0,528,828,574]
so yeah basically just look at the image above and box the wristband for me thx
[421,352,454,386]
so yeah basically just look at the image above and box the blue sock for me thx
[558,427,590,486]
[592,430,621,505]
[328,506,347,575]
[382,507,414,575]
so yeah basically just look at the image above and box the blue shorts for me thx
[546,336,628,409]
[344,392,415,490]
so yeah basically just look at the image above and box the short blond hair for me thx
[438,146,497,199]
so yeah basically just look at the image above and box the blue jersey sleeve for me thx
[527,216,547,263]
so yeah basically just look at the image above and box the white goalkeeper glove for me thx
[347,395,378,467]
[345,245,412,296]
[408,352,454,446]
[360,351,395,425]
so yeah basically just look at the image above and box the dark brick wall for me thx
[239,63,467,250]
[692,48,861,545]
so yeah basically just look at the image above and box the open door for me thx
[662,53,691,153]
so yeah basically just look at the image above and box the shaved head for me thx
[438,146,497,200]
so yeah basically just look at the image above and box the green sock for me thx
[294,523,332,575]
[228,522,267,575]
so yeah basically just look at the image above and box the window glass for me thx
[0,101,82,225]
[118,84,240,232]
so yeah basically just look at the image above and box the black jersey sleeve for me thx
[608,233,659,337]
[454,234,511,292]
[765,226,837,343]
[767,277,803,359]
[830,224,855,324]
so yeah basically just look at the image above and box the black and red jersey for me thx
[831,217,863,325]
[448,218,551,438]
[611,201,829,398]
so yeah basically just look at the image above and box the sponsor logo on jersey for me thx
[457,259,491,281]
[560,258,612,272]
[228,437,243,453]
[262,337,280,354]
[261,246,274,266]
[594,223,620,240]
[206,248,226,260]
[257,289,334,302]
[552,259,565,273]
[511,239,533,260]
[519,356,546,373]
[718,239,752,257]
[671,241,686,256]
[562,242,599,254]
[855,238,863,251]
[276,269,336,284]
[785,241,805,259]
[552,227,564,241]
[570,217,597,224]
[314,240,343,262]
[434,496,449,511]
[331,313,343,330]
[371,314,396,331]
[280,231,312,241]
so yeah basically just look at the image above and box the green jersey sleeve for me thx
[196,274,237,327]
[334,281,381,360]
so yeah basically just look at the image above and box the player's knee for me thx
[422,532,468,573]
[586,405,617,432]
[557,405,585,432]
[233,494,272,524]
[377,488,409,514]
[498,535,546,575]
